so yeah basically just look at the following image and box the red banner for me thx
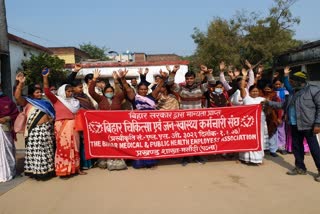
[81,105,262,159]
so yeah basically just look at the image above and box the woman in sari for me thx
[42,70,85,177]
[118,68,166,168]
[0,85,19,182]
[14,73,56,179]
[238,84,267,165]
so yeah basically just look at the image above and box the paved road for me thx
[0,154,320,214]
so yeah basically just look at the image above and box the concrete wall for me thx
[9,41,44,88]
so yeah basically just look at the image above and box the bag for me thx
[14,108,27,133]
[107,159,127,171]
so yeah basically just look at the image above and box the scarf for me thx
[57,84,80,114]
[135,94,156,110]
[275,88,286,102]
[25,97,55,119]
[74,93,95,110]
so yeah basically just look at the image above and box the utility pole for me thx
[0,0,12,98]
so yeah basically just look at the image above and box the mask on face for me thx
[214,88,223,94]
[105,93,114,99]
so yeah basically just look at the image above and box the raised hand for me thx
[219,61,226,71]
[118,68,128,78]
[241,68,248,77]
[234,70,240,77]
[42,68,50,77]
[16,72,25,83]
[166,65,172,73]
[74,64,82,72]
[256,73,262,80]
[112,71,119,80]
[138,68,144,75]
[245,60,252,70]
[227,70,234,79]
[258,65,264,74]
[284,66,291,75]
[200,65,208,73]
[159,70,168,79]
[93,69,101,79]
[172,65,180,73]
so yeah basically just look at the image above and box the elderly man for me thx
[267,67,320,182]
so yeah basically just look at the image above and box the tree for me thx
[79,42,109,60]
[22,53,67,87]
[191,0,302,71]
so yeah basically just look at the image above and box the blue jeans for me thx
[291,125,320,171]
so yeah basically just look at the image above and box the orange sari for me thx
[54,119,80,176]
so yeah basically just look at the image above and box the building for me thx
[8,33,52,89]
[48,47,90,64]
[274,40,320,83]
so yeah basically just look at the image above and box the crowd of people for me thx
[0,60,320,182]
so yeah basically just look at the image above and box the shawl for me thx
[57,84,80,114]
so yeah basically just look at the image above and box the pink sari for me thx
[285,124,310,153]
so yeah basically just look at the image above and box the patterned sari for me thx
[54,119,80,176]
[24,101,55,179]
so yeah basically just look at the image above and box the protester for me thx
[88,69,127,171]
[238,84,267,165]
[0,85,19,182]
[167,65,214,165]
[118,68,166,168]
[68,78,96,170]
[43,69,86,177]
[262,82,281,157]
[266,67,320,182]
[156,84,180,110]
[14,72,56,180]
[67,64,98,109]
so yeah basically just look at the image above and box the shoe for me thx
[315,171,320,182]
[181,157,189,166]
[279,150,287,155]
[286,167,307,175]
[194,156,206,164]
[270,152,279,157]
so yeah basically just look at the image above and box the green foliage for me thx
[22,53,66,86]
[79,42,109,60]
[191,0,301,71]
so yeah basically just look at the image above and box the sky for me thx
[5,0,320,56]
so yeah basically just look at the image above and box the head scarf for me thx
[57,84,80,114]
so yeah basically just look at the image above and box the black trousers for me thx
[291,125,320,171]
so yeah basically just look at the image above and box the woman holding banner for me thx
[43,70,86,177]
[239,84,267,165]
[88,69,127,171]
[117,68,167,169]
[14,73,56,180]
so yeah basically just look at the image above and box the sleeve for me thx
[88,80,103,103]
[283,76,294,94]
[247,69,254,88]
[44,88,58,103]
[219,72,232,91]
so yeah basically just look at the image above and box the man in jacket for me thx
[267,67,320,182]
